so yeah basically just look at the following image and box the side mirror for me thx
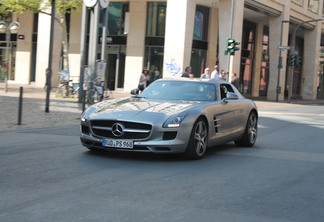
[225,92,238,100]
[130,88,140,95]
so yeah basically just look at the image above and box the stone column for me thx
[206,7,218,69]
[34,11,61,88]
[251,23,264,97]
[68,12,82,83]
[163,0,196,77]
[15,13,33,84]
[267,13,289,101]
[124,1,147,91]
[302,23,321,100]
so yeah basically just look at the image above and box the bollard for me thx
[82,89,86,113]
[17,86,23,125]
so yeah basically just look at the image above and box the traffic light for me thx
[288,55,296,67]
[225,38,240,56]
[295,55,302,67]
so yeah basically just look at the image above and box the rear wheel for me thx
[235,111,258,147]
[184,118,208,160]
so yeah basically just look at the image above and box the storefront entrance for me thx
[106,45,126,90]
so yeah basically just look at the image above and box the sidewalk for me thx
[0,82,323,132]
[0,83,129,131]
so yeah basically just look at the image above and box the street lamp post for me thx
[0,21,20,93]
[276,20,289,102]
[287,18,324,103]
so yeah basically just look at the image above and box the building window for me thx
[193,5,209,41]
[241,20,256,95]
[191,5,209,76]
[146,2,166,37]
[191,49,207,77]
[291,0,303,6]
[259,26,269,96]
[308,0,319,13]
[144,2,166,78]
[144,46,163,81]
[107,2,129,35]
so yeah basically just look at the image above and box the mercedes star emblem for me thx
[112,123,125,137]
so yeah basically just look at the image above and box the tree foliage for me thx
[0,0,83,71]
[0,0,82,15]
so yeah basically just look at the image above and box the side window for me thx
[220,84,234,99]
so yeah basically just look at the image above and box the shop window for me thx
[259,26,269,96]
[191,49,207,77]
[146,2,166,37]
[240,21,256,95]
[144,46,164,81]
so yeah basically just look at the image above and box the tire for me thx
[235,111,258,147]
[184,118,208,160]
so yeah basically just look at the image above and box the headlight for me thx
[81,106,97,122]
[163,112,188,128]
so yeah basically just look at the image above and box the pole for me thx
[276,20,289,102]
[101,7,107,61]
[78,4,89,103]
[88,4,100,81]
[227,0,235,82]
[4,29,10,92]
[17,87,23,125]
[287,18,324,103]
[45,0,56,113]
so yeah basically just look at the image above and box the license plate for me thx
[102,139,133,149]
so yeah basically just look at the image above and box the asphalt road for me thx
[1,104,324,222]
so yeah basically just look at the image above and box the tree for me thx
[0,0,82,73]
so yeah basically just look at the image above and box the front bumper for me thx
[80,121,192,154]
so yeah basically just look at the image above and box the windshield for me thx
[139,80,217,101]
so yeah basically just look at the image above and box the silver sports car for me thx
[80,78,258,159]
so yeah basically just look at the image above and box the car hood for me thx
[87,97,203,120]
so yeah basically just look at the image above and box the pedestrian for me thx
[181,66,194,78]
[200,67,210,79]
[210,65,219,79]
[231,72,240,89]
[218,70,227,81]
[138,68,150,92]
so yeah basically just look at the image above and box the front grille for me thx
[90,120,152,139]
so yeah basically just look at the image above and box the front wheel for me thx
[184,118,208,160]
[235,111,258,147]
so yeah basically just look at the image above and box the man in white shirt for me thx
[210,65,219,79]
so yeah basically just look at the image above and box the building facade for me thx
[1,0,324,101]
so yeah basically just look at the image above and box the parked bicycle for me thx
[55,71,80,98]
[56,80,80,98]
[87,78,112,104]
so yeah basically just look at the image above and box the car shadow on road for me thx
[81,142,243,163]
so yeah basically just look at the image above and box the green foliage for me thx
[0,0,82,15]
[0,0,44,14]
[56,0,82,14]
